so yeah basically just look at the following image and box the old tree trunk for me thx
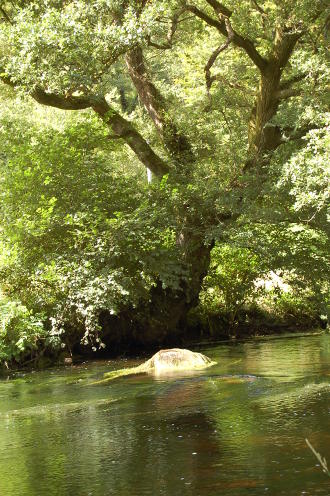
[99,46,214,347]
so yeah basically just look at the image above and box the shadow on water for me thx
[0,333,329,495]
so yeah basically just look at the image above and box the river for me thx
[0,333,329,495]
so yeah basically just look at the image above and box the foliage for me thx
[276,125,330,220]
[0,1,328,364]
[0,294,53,366]
[195,237,328,336]
[0,100,184,352]
[199,245,263,325]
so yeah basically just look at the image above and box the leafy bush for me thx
[0,296,59,366]
[259,286,327,328]
[195,245,328,337]
[198,244,263,333]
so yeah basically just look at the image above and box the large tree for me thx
[0,0,328,346]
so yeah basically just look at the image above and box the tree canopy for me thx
[0,0,328,365]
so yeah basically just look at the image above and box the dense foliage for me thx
[0,1,328,366]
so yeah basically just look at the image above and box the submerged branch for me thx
[305,439,330,477]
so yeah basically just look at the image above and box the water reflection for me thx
[0,334,329,495]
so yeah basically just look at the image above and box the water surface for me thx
[0,334,329,495]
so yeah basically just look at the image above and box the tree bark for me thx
[247,28,302,164]
[123,45,212,342]
[125,47,194,166]
[92,97,169,177]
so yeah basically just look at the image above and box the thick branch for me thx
[271,27,302,68]
[279,72,307,90]
[275,87,301,100]
[204,16,234,95]
[247,26,303,163]
[32,88,93,110]
[0,6,13,24]
[185,4,222,29]
[38,92,169,175]
[1,69,168,177]
[205,0,232,18]
[0,70,93,109]
[92,97,169,178]
[282,124,318,142]
[186,4,267,72]
[125,46,194,163]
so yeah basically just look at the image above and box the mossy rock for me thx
[94,348,216,384]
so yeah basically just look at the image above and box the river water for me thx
[0,334,329,496]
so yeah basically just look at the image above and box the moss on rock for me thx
[94,348,216,384]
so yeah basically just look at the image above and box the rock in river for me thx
[94,348,216,384]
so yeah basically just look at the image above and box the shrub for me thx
[199,244,263,331]
[0,296,59,366]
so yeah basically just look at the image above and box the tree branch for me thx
[279,72,307,90]
[146,8,186,49]
[275,87,301,100]
[250,0,266,17]
[125,46,194,163]
[186,3,268,72]
[92,97,169,178]
[146,37,172,50]
[205,0,232,18]
[282,124,318,142]
[0,6,13,24]
[0,69,169,177]
[0,69,93,109]
[185,4,222,29]
[204,16,234,96]
[31,88,94,110]
[271,27,303,68]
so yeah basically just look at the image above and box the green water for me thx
[0,334,329,496]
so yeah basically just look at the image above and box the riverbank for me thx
[1,288,327,372]
[1,326,326,374]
